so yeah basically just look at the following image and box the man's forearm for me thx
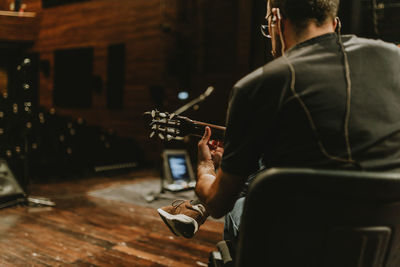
[195,126,246,218]
[195,160,246,218]
[195,159,217,207]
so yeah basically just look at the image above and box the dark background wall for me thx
[17,0,249,163]
[8,0,399,163]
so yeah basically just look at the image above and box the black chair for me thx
[208,168,400,267]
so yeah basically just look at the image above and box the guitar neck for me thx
[191,120,226,140]
[145,109,226,142]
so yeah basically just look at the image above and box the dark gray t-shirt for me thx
[221,33,400,177]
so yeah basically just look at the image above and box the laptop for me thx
[162,149,196,192]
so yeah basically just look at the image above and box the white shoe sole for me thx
[157,208,199,238]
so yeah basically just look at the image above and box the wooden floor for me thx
[0,170,224,266]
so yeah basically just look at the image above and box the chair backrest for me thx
[236,168,400,267]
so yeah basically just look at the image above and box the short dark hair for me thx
[269,0,340,28]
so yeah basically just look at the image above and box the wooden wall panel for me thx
[0,10,40,42]
[28,0,244,164]
[7,0,400,165]
[24,0,42,11]
[4,0,249,164]
[34,1,162,50]
[30,0,175,163]
[0,0,41,11]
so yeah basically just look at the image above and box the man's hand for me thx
[198,127,224,170]
[208,140,224,170]
[195,126,246,218]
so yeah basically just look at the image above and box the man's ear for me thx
[333,17,338,30]
[334,17,341,34]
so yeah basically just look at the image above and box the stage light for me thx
[178,91,189,100]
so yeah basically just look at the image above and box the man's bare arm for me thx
[195,127,247,218]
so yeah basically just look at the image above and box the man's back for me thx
[222,33,400,174]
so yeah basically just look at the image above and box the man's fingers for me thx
[204,126,211,139]
[200,126,211,144]
[207,140,216,149]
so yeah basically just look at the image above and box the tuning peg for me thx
[151,110,156,118]
[169,113,176,119]
[167,134,174,141]
[150,132,155,138]
[158,133,165,140]
[159,112,167,118]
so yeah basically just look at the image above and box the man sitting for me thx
[158,0,400,256]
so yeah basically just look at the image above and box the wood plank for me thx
[0,170,223,266]
[113,245,193,267]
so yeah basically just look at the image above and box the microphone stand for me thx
[173,86,214,115]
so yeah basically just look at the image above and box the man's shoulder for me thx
[343,35,400,54]
[234,58,289,93]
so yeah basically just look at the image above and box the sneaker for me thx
[157,199,209,238]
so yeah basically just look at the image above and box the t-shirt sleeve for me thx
[220,85,264,177]
[220,62,289,177]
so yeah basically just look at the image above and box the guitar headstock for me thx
[144,110,194,141]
